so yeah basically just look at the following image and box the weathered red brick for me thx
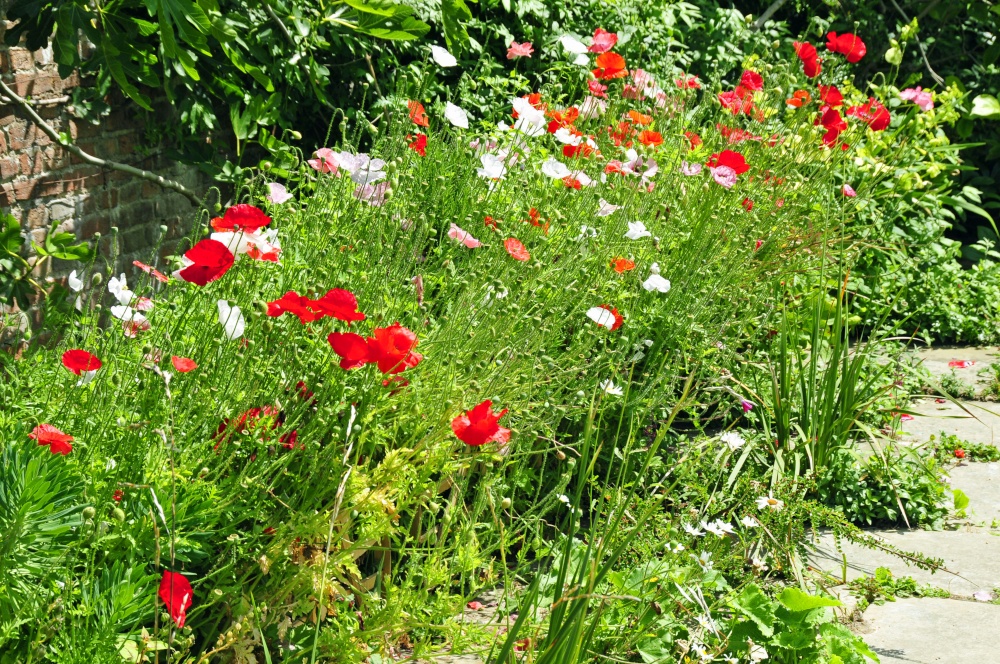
[26,205,49,228]
[13,179,38,201]
[0,157,18,180]
[10,49,34,71]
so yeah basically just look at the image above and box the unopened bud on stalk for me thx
[556,450,567,461]
[82,506,96,520]
[91,272,103,285]
[112,508,126,522]
[260,161,273,171]
[199,467,210,478]
[501,497,512,509]
[289,130,302,140]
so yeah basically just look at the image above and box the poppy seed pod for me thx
[82,506,96,520]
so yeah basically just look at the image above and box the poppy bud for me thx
[350,509,360,519]
[260,161,273,171]
[556,450,567,460]
[82,506,96,520]
[110,226,119,234]
[91,272,103,285]
[199,467,210,478]
[501,497,512,509]
[112,507,126,522]
[159,225,168,234]
[290,130,302,140]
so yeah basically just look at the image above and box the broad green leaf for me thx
[731,583,775,637]
[954,488,970,510]
[777,587,841,612]
[442,0,474,52]
[971,94,1000,118]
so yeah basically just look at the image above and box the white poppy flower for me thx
[430,45,458,67]
[217,300,245,341]
[559,35,588,54]
[266,182,293,204]
[585,306,617,329]
[624,221,651,240]
[720,431,745,451]
[643,273,671,293]
[444,102,469,129]
[68,270,83,292]
[541,157,571,179]
[477,153,508,180]
[741,515,759,528]
[108,274,133,306]
[596,199,620,217]
[554,127,582,145]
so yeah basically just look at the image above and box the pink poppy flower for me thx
[740,70,763,91]
[587,80,608,98]
[507,41,534,59]
[588,28,617,53]
[267,182,293,204]
[308,148,339,173]
[900,87,934,111]
[709,165,738,188]
[448,223,482,248]
[842,184,857,197]
[354,182,389,206]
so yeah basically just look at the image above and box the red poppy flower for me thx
[817,106,848,146]
[29,424,74,455]
[367,323,422,374]
[210,204,271,233]
[588,28,618,53]
[786,90,811,108]
[484,216,498,229]
[740,70,764,91]
[684,130,702,148]
[955,449,966,459]
[505,237,530,261]
[588,80,608,98]
[847,97,890,131]
[327,332,372,370]
[408,133,427,157]
[267,291,322,324]
[408,100,429,127]
[638,130,663,147]
[717,125,761,144]
[547,106,580,131]
[675,74,701,89]
[171,356,197,372]
[524,207,549,233]
[592,52,627,80]
[626,110,652,126]
[818,85,844,107]
[718,90,754,115]
[706,150,750,175]
[159,571,193,628]
[591,304,624,331]
[312,288,366,323]
[133,260,170,283]
[177,239,235,286]
[113,489,124,502]
[742,198,754,211]
[452,400,511,446]
[826,32,866,63]
[793,41,821,77]
[562,176,583,190]
[62,349,101,375]
[611,257,635,273]
[280,429,299,450]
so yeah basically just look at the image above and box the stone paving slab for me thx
[855,597,1000,663]
[808,529,1000,597]
[947,462,1000,525]
[899,399,1000,446]
[905,346,999,397]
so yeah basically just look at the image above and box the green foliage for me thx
[929,432,1000,463]
[816,448,949,528]
[848,566,950,612]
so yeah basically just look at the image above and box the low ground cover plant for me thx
[0,21,960,664]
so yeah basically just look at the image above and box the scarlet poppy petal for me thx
[313,288,366,322]
[178,239,235,286]
[171,356,198,372]
[62,349,102,375]
[159,571,194,628]
[328,332,371,370]
[505,238,530,261]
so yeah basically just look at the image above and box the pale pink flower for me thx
[680,161,702,176]
[507,41,534,59]
[587,80,608,98]
[307,148,339,174]
[353,182,389,207]
[448,223,482,248]
[842,184,857,197]
[899,87,934,111]
[266,182,293,204]
[588,28,617,53]
[709,165,738,188]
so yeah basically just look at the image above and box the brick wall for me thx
[0,20,204,312]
